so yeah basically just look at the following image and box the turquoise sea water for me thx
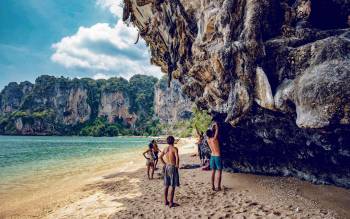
[0,136,151,188]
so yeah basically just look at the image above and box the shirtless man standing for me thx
[159,136,180,207]
[206,122,222,191]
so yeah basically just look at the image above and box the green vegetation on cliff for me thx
[0,75,160,136]
[0,74,204,137]
[157,108,212,138]
[191,108,212,133]
[129,75,158,115]
[79,117,125,137]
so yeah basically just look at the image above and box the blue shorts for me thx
[210,156,223,170]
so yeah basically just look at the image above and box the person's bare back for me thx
[159,136,180,207]
[208,138,220,156]
[164,145,179,166]
[207,123,220,156]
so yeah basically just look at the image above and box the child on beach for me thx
[206,122,223,191]
[159,136,180,207]
[143,143,156,180]
[151,140,161,169]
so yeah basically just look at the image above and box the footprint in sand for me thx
[319,209,328,215]
[248,202,259,207]
[262,209,270,214]
[224,209,233,214]
[273,211,281,216]
[245,200,252,204]
[223,205,233,209]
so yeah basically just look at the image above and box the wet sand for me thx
[0,145,147,218]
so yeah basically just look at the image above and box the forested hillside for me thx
[0,75,159,136]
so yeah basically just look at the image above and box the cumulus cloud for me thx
[51,21,162,79]
[96,0,123,18]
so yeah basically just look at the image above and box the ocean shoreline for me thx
[1,137,350,218]
[0,136,158,218]
[0,135,171,138]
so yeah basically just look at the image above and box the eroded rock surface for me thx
[124,0,350,187]
[0,81,33,115]
[98,92,131,123]
[154,78,194,123]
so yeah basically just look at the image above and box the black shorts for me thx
[198,145,203,160]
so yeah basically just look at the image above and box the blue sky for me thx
[0,0,161,89]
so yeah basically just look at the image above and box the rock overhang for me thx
[123,0,350,129]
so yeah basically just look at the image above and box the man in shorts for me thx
[159,136,180,207]
[206,122,223,191]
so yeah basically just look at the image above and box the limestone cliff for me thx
[98,91,131,123]
[0,81,33,115]
[0,75,158,135]
[16,76,92,127]
[124,0,350,187]
[154,77,193,123]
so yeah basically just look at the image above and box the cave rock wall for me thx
[124,0,350,187]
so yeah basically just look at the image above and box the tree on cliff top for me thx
[128,74,158,116]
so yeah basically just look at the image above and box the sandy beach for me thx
[1,138,350,219]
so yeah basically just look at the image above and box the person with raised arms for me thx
[206,121,223,191]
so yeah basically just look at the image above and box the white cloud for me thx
[96,0,123,18]
[51,21,162,80]
[92,72,113,80]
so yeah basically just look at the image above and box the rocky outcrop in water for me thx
[123,0,350,187]
[154,77,193,123]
